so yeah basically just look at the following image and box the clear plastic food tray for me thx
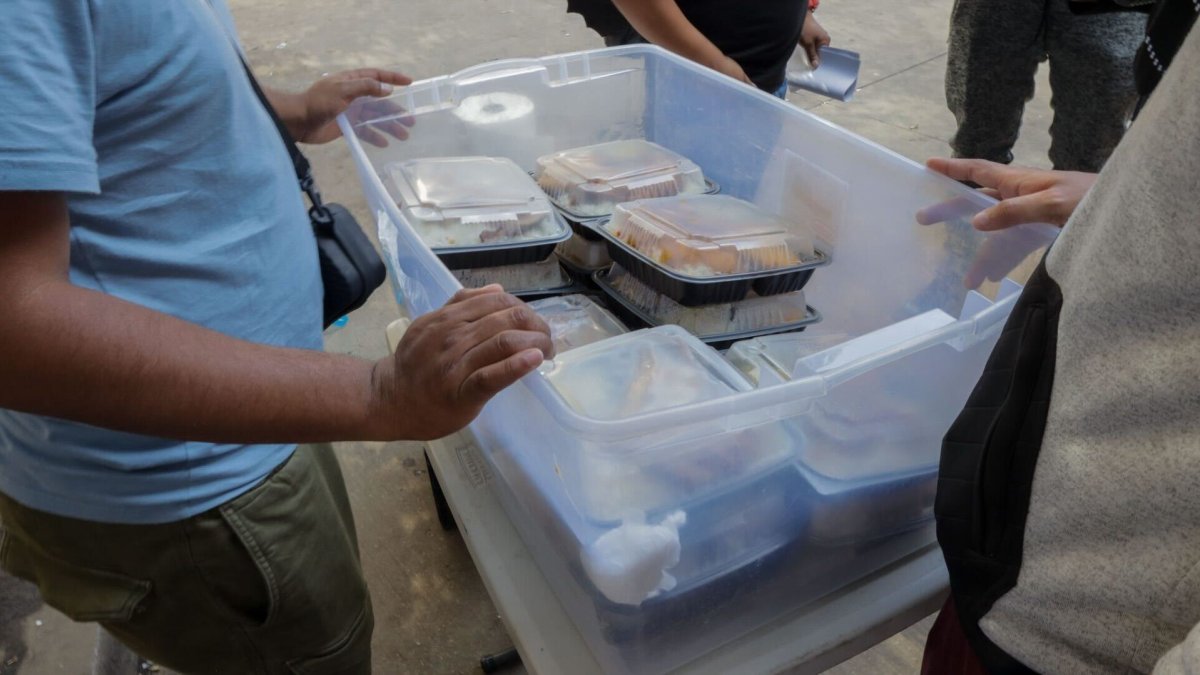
[541,325,750,421]
[450,253,572,295]
[600,195,829,305]
[540,325,794,522]
[527,294,627,353]
[536,139,709,219]
[595,265,820,347]
[386,156,570,268]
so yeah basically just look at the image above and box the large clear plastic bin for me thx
[339,45,1056,674]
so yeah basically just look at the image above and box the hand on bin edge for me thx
[366,285,554,441]
[916,158,1096,288]
[298,68,416,146]
[919,158,1097,230]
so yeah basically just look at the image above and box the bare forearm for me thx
[611,0,726,68]
[0,281,385,444]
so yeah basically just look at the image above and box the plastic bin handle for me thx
[450,58,548,85]
[796,309,961,386]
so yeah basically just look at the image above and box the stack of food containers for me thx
[340,45,1058,674]
[537,140,714,283]
[593,193,828,346]
[536,140,826,346]
[385,156,576,297]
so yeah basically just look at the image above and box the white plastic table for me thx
[424,432,948,674]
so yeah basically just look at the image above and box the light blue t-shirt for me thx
[0,1,325,524]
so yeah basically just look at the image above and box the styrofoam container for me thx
[340,45,1057,675]
[386,156,570,267]
[537,139,708,218]
[528,294,627,352]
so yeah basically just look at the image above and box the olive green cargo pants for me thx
[0,444,373,674]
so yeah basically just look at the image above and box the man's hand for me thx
[294,68,413,144]
[925,158,1098,230]
[368,286,554,441]
[800,11,832,67]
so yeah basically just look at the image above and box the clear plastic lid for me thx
[451,254,570,293]
[385,156,567,248]
[725,332,850,386]
[605,265,810,336]
[536,140,708,218]
[541,325,749,421]
[604,195,816,277]
[527,294,627,353]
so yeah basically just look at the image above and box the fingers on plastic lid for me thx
[461,348,544,402]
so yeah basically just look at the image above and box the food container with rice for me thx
[598,195,829,305]
[386,156,570,268]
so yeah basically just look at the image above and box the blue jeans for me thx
[774,81,789,99]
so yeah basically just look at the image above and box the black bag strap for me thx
[236,56,335,231]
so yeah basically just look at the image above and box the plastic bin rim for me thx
[338,45,1010,212]
[336,46,1046,443]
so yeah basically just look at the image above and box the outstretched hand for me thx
[922,158,1097,230]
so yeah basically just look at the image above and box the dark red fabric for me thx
[921,597,990,675]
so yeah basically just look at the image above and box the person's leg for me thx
[945,0,1046,163]
[1044,0,1146,172]
[0,443,372,675]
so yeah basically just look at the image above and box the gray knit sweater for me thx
[975,24,1200,674]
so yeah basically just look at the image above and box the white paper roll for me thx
[453,92,538,164]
